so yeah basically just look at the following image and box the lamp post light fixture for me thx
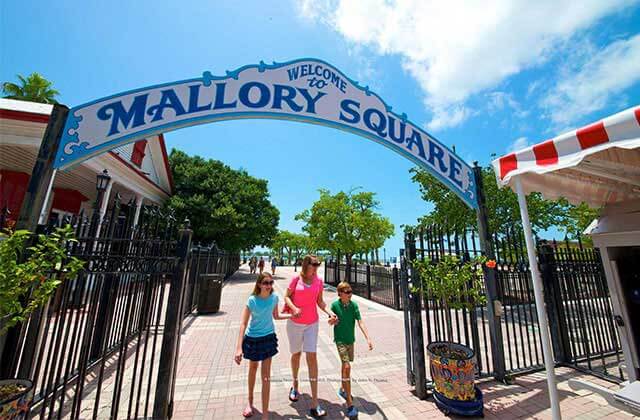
[91,169,112,231]
[96,169,111,193]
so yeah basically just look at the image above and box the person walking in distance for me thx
[249,256,257,274]
[258,257,265,274]
[271,256,278,275]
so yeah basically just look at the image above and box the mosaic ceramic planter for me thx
[427,341,476,401]
[0,379,33,420]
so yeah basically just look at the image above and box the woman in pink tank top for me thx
[283,255,336,418]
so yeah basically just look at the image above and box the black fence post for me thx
[393,266,400,310]
[473,164,507,382]
[538,242,571,363]
[405,231,427,399]
[153,221,193,419]
[89,194,122,360]
[366,264,372,300]
[324,259,328,284]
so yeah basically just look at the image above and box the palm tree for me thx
[2,73,60,104]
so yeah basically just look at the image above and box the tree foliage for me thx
[410,166,599,237]
[295,189,394,262]
[2,73,60,104]
[167,150,279,252]
[270,230,313,264]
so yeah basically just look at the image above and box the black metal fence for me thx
[183,245,241,316]
[539,240,625,382]
[0,194,240,419]
[324,260,401,310]
[405,224,625,384]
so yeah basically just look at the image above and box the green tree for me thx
[271,230,313,264]
[295,189,394,265]
[167,150,279,252]
[410,165,599,237]
[2,73,60,104]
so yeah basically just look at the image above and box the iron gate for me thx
[401,225,626,394]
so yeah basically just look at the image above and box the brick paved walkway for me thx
[171,265,637,419]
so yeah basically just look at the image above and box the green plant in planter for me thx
[0,226,83,414]
[413,255,488,403]
[413,255,486,359]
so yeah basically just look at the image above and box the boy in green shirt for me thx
[329,281,373,418]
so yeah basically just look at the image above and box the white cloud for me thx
[426,105,472,130]
[297,0,633,130]
[541,34,640,127]
[487,91,529,118]
[508,136,529,152]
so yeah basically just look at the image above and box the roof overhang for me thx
[492,105,640,207]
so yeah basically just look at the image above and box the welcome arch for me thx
[52,58,478,209]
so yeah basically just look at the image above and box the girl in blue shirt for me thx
[235,272,291,419]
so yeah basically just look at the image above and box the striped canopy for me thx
[492,105,640,206]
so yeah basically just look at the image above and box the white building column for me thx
[515,176,561,420]
[132,194,144,227]
[93,180,113,239]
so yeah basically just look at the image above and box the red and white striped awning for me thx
[492,105,640,207]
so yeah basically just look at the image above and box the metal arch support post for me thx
[473,164,506,382]
[514,176,561,420]
[16,104,69,231]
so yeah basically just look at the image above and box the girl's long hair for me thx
[252,272,274,296]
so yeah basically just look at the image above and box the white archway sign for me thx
[54,58,478,209]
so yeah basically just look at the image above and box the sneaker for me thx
[309,405,327,417]
[288,387,299,402]
[346,405,358,418]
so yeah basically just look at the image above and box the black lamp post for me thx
[96,169,111,193]
[90,169,111,234]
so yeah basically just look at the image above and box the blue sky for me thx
[2,1,639,257]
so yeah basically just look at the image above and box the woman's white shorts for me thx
[286,320,319,353]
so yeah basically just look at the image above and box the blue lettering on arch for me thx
[427,140,449,173]
[213,83,237,109]
[363,108,387,137]
[339,99,360,123]
[97,94,149,136]
[406,130,427,159]
[387,116,406,144]
[448,157,463,188]
[147,89,187,122]
[188,84,212,113]
[296,88,326,114]
[239,82,271,108]
[272,84,303,112]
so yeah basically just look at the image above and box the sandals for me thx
[288,387,300,402]
[242,405,255,417]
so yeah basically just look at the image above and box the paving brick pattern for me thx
[171,265,638,419]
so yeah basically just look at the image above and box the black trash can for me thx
[197,274,223,314]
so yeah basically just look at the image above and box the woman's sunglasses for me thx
[261,281,274,286]
[340,290,353,294]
